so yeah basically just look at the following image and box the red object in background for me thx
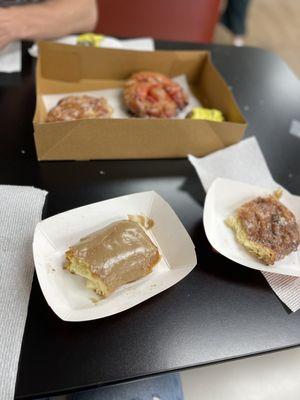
[95,0,220,43]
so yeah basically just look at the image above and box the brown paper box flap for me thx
[199,54,245,123]
[34,119,228,160]
[37,41,245,123]
[38,41,207,83]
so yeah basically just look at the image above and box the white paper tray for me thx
[42,75,201,120]
[203,178,300,276]
[33,191,197,321]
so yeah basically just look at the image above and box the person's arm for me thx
[0,0,98,49]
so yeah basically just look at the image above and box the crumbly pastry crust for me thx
[226,191,299,265]
[46,95,113,122]
[124,71,188,118]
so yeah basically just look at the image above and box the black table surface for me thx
[1,41,300,400]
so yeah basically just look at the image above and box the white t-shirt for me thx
[0,0,42,5]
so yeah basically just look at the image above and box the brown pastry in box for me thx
[46,95,113,122]
[65,220,160,297]
[226,190,300,265]
[124,71,188,118]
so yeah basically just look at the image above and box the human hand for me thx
[0,7,19,50]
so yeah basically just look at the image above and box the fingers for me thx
[0,36,12,51]
[0,9,16,49]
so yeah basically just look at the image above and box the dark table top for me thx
[1,41,300,400]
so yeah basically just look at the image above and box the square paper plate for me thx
[33,191,197,321]
[203,178,300,276]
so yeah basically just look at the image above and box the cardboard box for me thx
[33,41,247,160]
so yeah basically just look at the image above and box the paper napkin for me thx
[0,185,47,399]
[188,137,300,312]
[0,41,21,73]
[28,36,155,58]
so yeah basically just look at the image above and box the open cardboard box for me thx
[33,41,247,160]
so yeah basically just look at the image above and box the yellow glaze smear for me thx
[77,33,105,47]
[187,107,224,122]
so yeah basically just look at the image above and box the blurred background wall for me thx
[95,0,299,77]
[215,0,300,77]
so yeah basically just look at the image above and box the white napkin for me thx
[28,36,155,58]
[290,119,300,139]
[0,185,47,399]
[121,37,154,51]
[0,41,22,73]
[188,137,300,312]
